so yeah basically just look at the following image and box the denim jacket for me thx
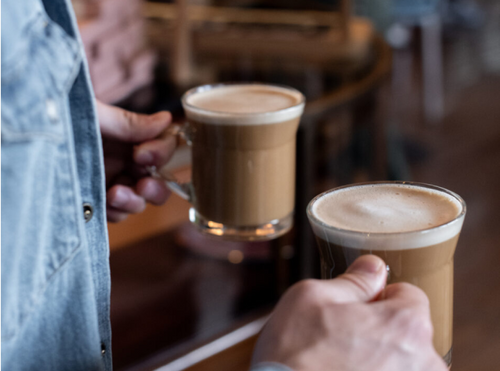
[2,1,292,370]
[2,0,111,369]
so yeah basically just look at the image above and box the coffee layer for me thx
[309,184,464,249]
[183,84,304,125]
[315,235,458,357]
[190,118,299,226]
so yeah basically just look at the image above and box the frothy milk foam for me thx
[310,184,464,250]
[184,84,304,125]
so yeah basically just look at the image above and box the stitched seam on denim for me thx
[61,35,82,93]
[1,142,83,341]
[41,8,82,93]
[1,241,83,342]
[0,159,82,343]
[61,91,87,272]
[1,12,42,79]
[2,12,81,91]
[64,52,83,93]
[43,15,81,94]
[2,95,84,342]
[0,128,65,143]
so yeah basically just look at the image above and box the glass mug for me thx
[151,83,305,241]
[307,181,466,367]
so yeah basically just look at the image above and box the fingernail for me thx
[110,187,130,208]
[135,150,154,164]
[347,255,384,275]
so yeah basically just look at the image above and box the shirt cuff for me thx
[250,362,294,371]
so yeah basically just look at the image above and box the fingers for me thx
[375,282,435,354]
[134,134,177,168]
[106,180,171,222]
[97,100,172,142]
[98,101,175,222]
[136,178,171,205]
[324,255,388,304]
[107,185,146,221]
[287,255,387,309]
[381,282,431,315]
[106,208,130,223]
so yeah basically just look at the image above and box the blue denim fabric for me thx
[1,2,296,370]
[2,0,111,370]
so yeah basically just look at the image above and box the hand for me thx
[252,255,447,371]
[97,100,176,222]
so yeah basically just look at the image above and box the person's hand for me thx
[252,255,447,371]
[97,100,176,222]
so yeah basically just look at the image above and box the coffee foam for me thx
[183,84,305,125]
[309,184,465,250]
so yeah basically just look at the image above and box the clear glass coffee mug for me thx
[306,181,466,367]
[150,83,305,241]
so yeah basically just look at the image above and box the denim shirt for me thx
[2,0,111,369]
[2,1,292,370]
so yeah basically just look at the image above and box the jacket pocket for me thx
[1,10,84,341]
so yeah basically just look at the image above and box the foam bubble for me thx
[183,84,305,125]
[308,184,465,250]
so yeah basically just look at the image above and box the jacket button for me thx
[101,342,106,356]
[83,203,93,223]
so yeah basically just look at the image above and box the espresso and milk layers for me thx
[182,84,304,232]
[307,182,466,359]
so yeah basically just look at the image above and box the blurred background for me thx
[72,0,500,370]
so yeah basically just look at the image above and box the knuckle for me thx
[122,110,141,140]
[395,282,431,306]
[418,316,434,341]
[340,273,374,298]
[122,109,135,126]
[390,306,433,343]
[288,279,326,308]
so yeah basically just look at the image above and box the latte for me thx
[307,182,466,360]
[182,84,305,239]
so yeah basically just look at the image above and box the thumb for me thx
[326,255,387,304]
[97,100,172,142]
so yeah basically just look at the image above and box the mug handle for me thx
[147,123,193,202]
